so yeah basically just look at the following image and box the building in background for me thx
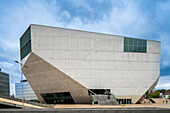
[20,24,160,104]
[0,69,10,96]
[163,90,170,99]
[15,80,38,101]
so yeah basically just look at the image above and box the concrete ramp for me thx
[0,95,54,109]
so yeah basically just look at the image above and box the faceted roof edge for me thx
[21,24,161,43]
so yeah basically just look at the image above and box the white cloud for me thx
[0,62,14,69]
[69,0,92,12]
[158,32,170,68]
[157,1,170,12]
[155,75,170,90]
[65,0,150,39]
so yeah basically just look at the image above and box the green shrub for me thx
[150,91,161,98]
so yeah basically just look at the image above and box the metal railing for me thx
[88,89,96,95]
[0,95,54,108]
[104,89,117,99]
[89,89,118,105]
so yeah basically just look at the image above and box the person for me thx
[54,100,56,104]
[108,93,111,99]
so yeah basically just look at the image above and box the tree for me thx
[168,95,170,99]
[150,91,161,98]
[158,89,166,94]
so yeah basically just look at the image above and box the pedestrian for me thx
[54,100,56,104]
[108,93,111,99]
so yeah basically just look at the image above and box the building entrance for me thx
[41,92,75,104]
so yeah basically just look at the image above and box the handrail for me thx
[0,95,54,108]
[104,89,117,99]
[88,89,96,95]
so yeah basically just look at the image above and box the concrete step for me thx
[91,95,119,105]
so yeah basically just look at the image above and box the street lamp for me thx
[15,60,27,109]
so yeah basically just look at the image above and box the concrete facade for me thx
[21,24,160,104]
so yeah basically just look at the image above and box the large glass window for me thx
[20,27,31,60]
[41,92,75,104]
[124,37,147,53]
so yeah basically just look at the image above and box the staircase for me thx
[89,90,119,105]
[91,95,119,105]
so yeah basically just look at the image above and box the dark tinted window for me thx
[20,27,31,60]
[41,92,75,104]
[21,41,31,60]
[124,37,147,53]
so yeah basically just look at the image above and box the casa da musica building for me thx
[20,24,160,104]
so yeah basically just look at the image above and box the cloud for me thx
[65,0,149,38]
[155,75,170,90]
[69,0,92,12]
[0,62,14,69]
[156,0,170,15]
[159,32,170,68]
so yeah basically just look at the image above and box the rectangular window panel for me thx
[21,41,31,60]
[134,39,137,46]
[124,37,147,53]
[124,38,128,45]
[129,45,133,52]
[124,45,129,52]
[20,27,31,49]
[138,46,142,52]
[132,39,135,45]
[129,38,133,45]
[20,27,31,60]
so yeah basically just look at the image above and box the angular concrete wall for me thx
[21,24,160,104]
[22,53,91,104]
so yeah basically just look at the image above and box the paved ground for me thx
[0,103,170,113]
[54,103,170,109]
[1,97,170,110]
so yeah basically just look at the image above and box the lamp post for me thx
[15,61,27,109]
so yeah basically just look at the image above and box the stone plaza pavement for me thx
[53,103,170,109]
[0,103,170,113]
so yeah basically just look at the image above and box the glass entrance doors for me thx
[41,92,75,104]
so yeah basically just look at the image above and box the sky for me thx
[0,0,170,95]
